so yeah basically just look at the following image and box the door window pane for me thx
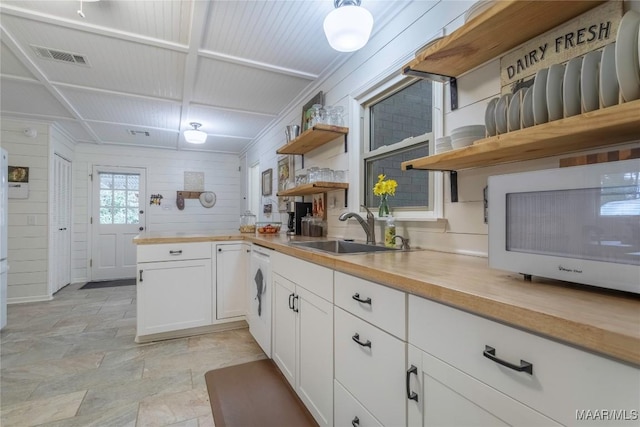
[99,172,140,225]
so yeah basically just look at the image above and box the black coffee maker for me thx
[286,201,312,235]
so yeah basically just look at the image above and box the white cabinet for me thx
[272,252,334,427]
[334,272,407,427]
[215,242,249,320]
[137,243,213,338]
[407,344,559,427]
[408,295,640,427]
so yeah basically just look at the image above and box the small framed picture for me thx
[262,168,273,196]
[277,155,294,193]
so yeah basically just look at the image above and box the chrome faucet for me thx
[391,235,411,250]
[338,205,376,244]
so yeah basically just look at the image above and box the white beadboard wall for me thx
[1,119,51,302]
[71,143,240,283]
[244,0,640,257]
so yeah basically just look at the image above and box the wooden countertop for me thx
[134,232,640,366]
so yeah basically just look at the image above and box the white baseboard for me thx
[8,295,53,304]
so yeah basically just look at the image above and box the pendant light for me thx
[184,122,207,144]
[323,0,374,52]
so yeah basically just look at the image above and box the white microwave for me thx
[488,159,640,294]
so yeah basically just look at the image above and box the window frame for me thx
[356,74,444,221]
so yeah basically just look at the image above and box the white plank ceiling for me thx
[0,0,402,153]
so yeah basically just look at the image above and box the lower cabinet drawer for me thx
[335,380,383,427]
[335,307,406,427]
[408,295,640,426]
[137,242,212,263]
[334,271,406,340]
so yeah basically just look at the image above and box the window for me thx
[99,173,140,224]
[362,78,442,218]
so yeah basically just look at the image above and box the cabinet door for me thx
[272,273,297,387]
[216,243,249,319]
[297,285,333,427]
[407,345,560,427]
[335,307,406,427]
[137,259,212,336]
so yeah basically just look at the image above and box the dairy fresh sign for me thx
[500,1,622,91]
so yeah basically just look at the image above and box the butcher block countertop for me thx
[134,232,640,366]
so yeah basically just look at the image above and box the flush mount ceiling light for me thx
[184,122,207,144]
[323,0,374,52]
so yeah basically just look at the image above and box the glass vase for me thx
[378,194,390,217]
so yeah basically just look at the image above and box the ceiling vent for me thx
[128,130,150,137]
[31,45,90,67]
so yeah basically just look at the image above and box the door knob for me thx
[139,227,144,231]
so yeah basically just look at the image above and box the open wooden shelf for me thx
[277,182,348,197]
[402,100,640,171]
[403,1,605,79]
[276,124,348,155]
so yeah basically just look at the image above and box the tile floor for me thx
[0,282,266,426]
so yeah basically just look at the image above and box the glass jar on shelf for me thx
[333,106,345,126]
[319,168,334,182]
[310,104,323,127]
[307,167,320,183]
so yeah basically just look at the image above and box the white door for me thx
[91,166,145,280]
[53,154,71,293]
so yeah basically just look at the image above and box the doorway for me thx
[91,166,146,280]
[52,154,71,293]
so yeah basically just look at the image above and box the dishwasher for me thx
[248,245,272,356]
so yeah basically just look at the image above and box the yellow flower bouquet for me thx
[373,174,397,217]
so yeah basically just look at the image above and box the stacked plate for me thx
[479,8,640,136]
[450,125,486,149]
[435,136,452,154]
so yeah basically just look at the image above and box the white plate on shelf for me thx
[600,42,619,108]
[533,68,549,125]
[581,50,601,112]
[484,98,498,136]
[522,87,534,128]
[495,93,511,134]
[563,56,582,117]
[508,89,524,132]
[615,10,640,102]
[546,63,565,121]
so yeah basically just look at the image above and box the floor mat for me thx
[204,359,318,427]
[80,278,136,289]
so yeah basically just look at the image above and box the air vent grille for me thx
[128,130,150,137]
[32,45,90,67]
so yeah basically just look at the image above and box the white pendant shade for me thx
[323,4,373,52]
[184,123,207,144]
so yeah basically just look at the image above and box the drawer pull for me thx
[483,345,533,375]
[288,293,295,310]
[352,416,360,426]
[352,293,372,305]
[169,250,183,255]
[352,333,371,348]
[139,269,143,282]
[293,295,299,313]
[406,364,419,402]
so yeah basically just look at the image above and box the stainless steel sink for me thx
[290,240,399,254]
